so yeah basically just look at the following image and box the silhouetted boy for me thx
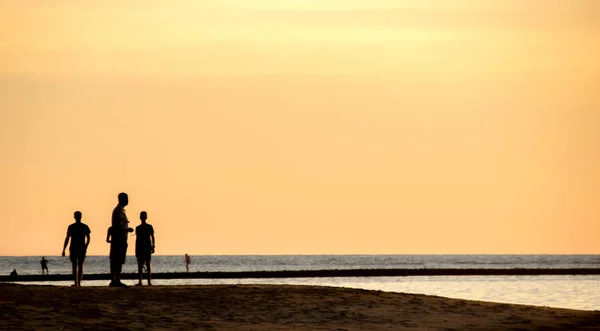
[135,211,155,286]
[40,257,48,275]
[62,211,91,287]
[110,192,133,287]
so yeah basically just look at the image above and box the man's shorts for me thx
[69,247,87,264]
[110,242,128,265]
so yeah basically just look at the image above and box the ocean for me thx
[2,254,599,311]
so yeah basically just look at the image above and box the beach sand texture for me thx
[1,284,599,330]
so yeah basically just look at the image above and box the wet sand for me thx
[1,283,598,330]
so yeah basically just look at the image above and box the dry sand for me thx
[1,283,598,330]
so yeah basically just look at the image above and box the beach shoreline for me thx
[1,283,598,330]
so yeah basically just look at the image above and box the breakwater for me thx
[2,268,599,282]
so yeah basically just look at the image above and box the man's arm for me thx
[122,210,133,233]
[151,233,155,249]
[85,233,91,248]
[62,232,70,257]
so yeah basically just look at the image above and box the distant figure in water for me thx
[185,253,191,272]
[109,192,133,287]
[62,211,91,287]
[135,211,155,286]
[10,269,18,279]
[40,257,49,275]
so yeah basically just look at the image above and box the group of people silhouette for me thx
[61,192,155,287]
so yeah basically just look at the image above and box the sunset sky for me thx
[1,1,599,256]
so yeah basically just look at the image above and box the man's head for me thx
[74,211,82,222]
[118,192,129,206]
[140,211,147,222]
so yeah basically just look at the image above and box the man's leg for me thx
[70,256,78,286]
[109,259,115,281]
[119,243,128,285]
[112,243,127,287]
[109,243,116,285]
[110,260,115,280]
[77,256,85,286]
[115,261,122,281]
[111,242,123,283]
[109,259,120,286]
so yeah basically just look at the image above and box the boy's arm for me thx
[151,233,155,248]
[106,228,111,243]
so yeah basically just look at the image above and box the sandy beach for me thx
[1,283,598,330]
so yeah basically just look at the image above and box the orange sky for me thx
[1,1,599,255]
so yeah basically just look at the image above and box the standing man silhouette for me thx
[185,253,191,272]
[40,257,49,275]
[62,211,91,286]
[109,192,133,287]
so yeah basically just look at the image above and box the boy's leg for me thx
[137,258,143,285]
[146,259,152,285]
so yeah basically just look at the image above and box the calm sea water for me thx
[2,255,599,311]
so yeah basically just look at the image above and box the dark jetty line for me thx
[2,268,599,282]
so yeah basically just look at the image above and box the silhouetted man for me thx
[185,254,191,272]
[62,211,91,287]
[40,257,49,275]
[135,211,155,286]
[110,192,133,287]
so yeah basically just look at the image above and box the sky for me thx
[1,0,599,256]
